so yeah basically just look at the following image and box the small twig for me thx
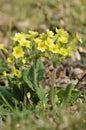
[75,72,86,88]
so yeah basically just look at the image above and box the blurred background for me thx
[0,0,86,62]
[0,0,86,35]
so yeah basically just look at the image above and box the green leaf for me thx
[0,86,13,107]
[35,85,47,103]
[0,58,9,73]
[63,83,73,103]
[13,85,23,101]
[36,60,45,83]
[28,65,34,84]
[70,90,82,105]
[22,69,34,91]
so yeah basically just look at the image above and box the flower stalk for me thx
[24,86,27,108]
[34,58,37,85]
[50,65,56,108]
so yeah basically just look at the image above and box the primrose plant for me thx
[0,28,82,109]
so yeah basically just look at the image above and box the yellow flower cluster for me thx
[34,28,78,57]
[7,29,81,67]
[12,67,21,78]
[12,33,31,59]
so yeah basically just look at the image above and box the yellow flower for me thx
[40,33,46,39]
[56,28,68,38]
[0,44,4,50]
[0,44,8,52]
[28,31,38,37]
[58,36,68,44]
[46,29,54,38]
[43,103,46,109]
[66,48,72,57]
[36,104,41,109]
[59,48,68,56]
[13,33,25,42]
[12,67,21,78]
[3,71,7,77]
[22,58,26,64]
[45,38,54,48]
[34,38,42,44]
[20,39,31,48]
[44,52,49,58]
[70,41,77,52]
[37,42,46,52]
[76,33,82,43]
[7,56,14,63]
[49,44,59,53]
[27,92,31,99]
[13,46,24,59]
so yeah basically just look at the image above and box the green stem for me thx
[24,86,27,108]
[34,58,37,85]
[50,66,56,108]
[33,42,37,86]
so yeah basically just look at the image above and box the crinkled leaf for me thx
[22,69,34,91]
[70,90,82,104]
[35,85,47,103]
[36,60,45,83]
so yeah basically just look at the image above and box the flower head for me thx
[22,58,26,64]
[59,48,68,56]
[49,44,59,53]
[56,28,68,38]
[3,71,7,77]
[45,38,54,48]
[58,36,68,44]
[37,42,46,52]
[13,33,25,42]
[7,56,14,63]
[28,31,38,37]
[0,44,8,52]
[27,92,31,99]
[76,33,82,43]
[20,39,31,48]
[46,29,54,38]
[13,46,24,59]
[12,67,21,78]
[0,44,4,50]
[34,38,42,44]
